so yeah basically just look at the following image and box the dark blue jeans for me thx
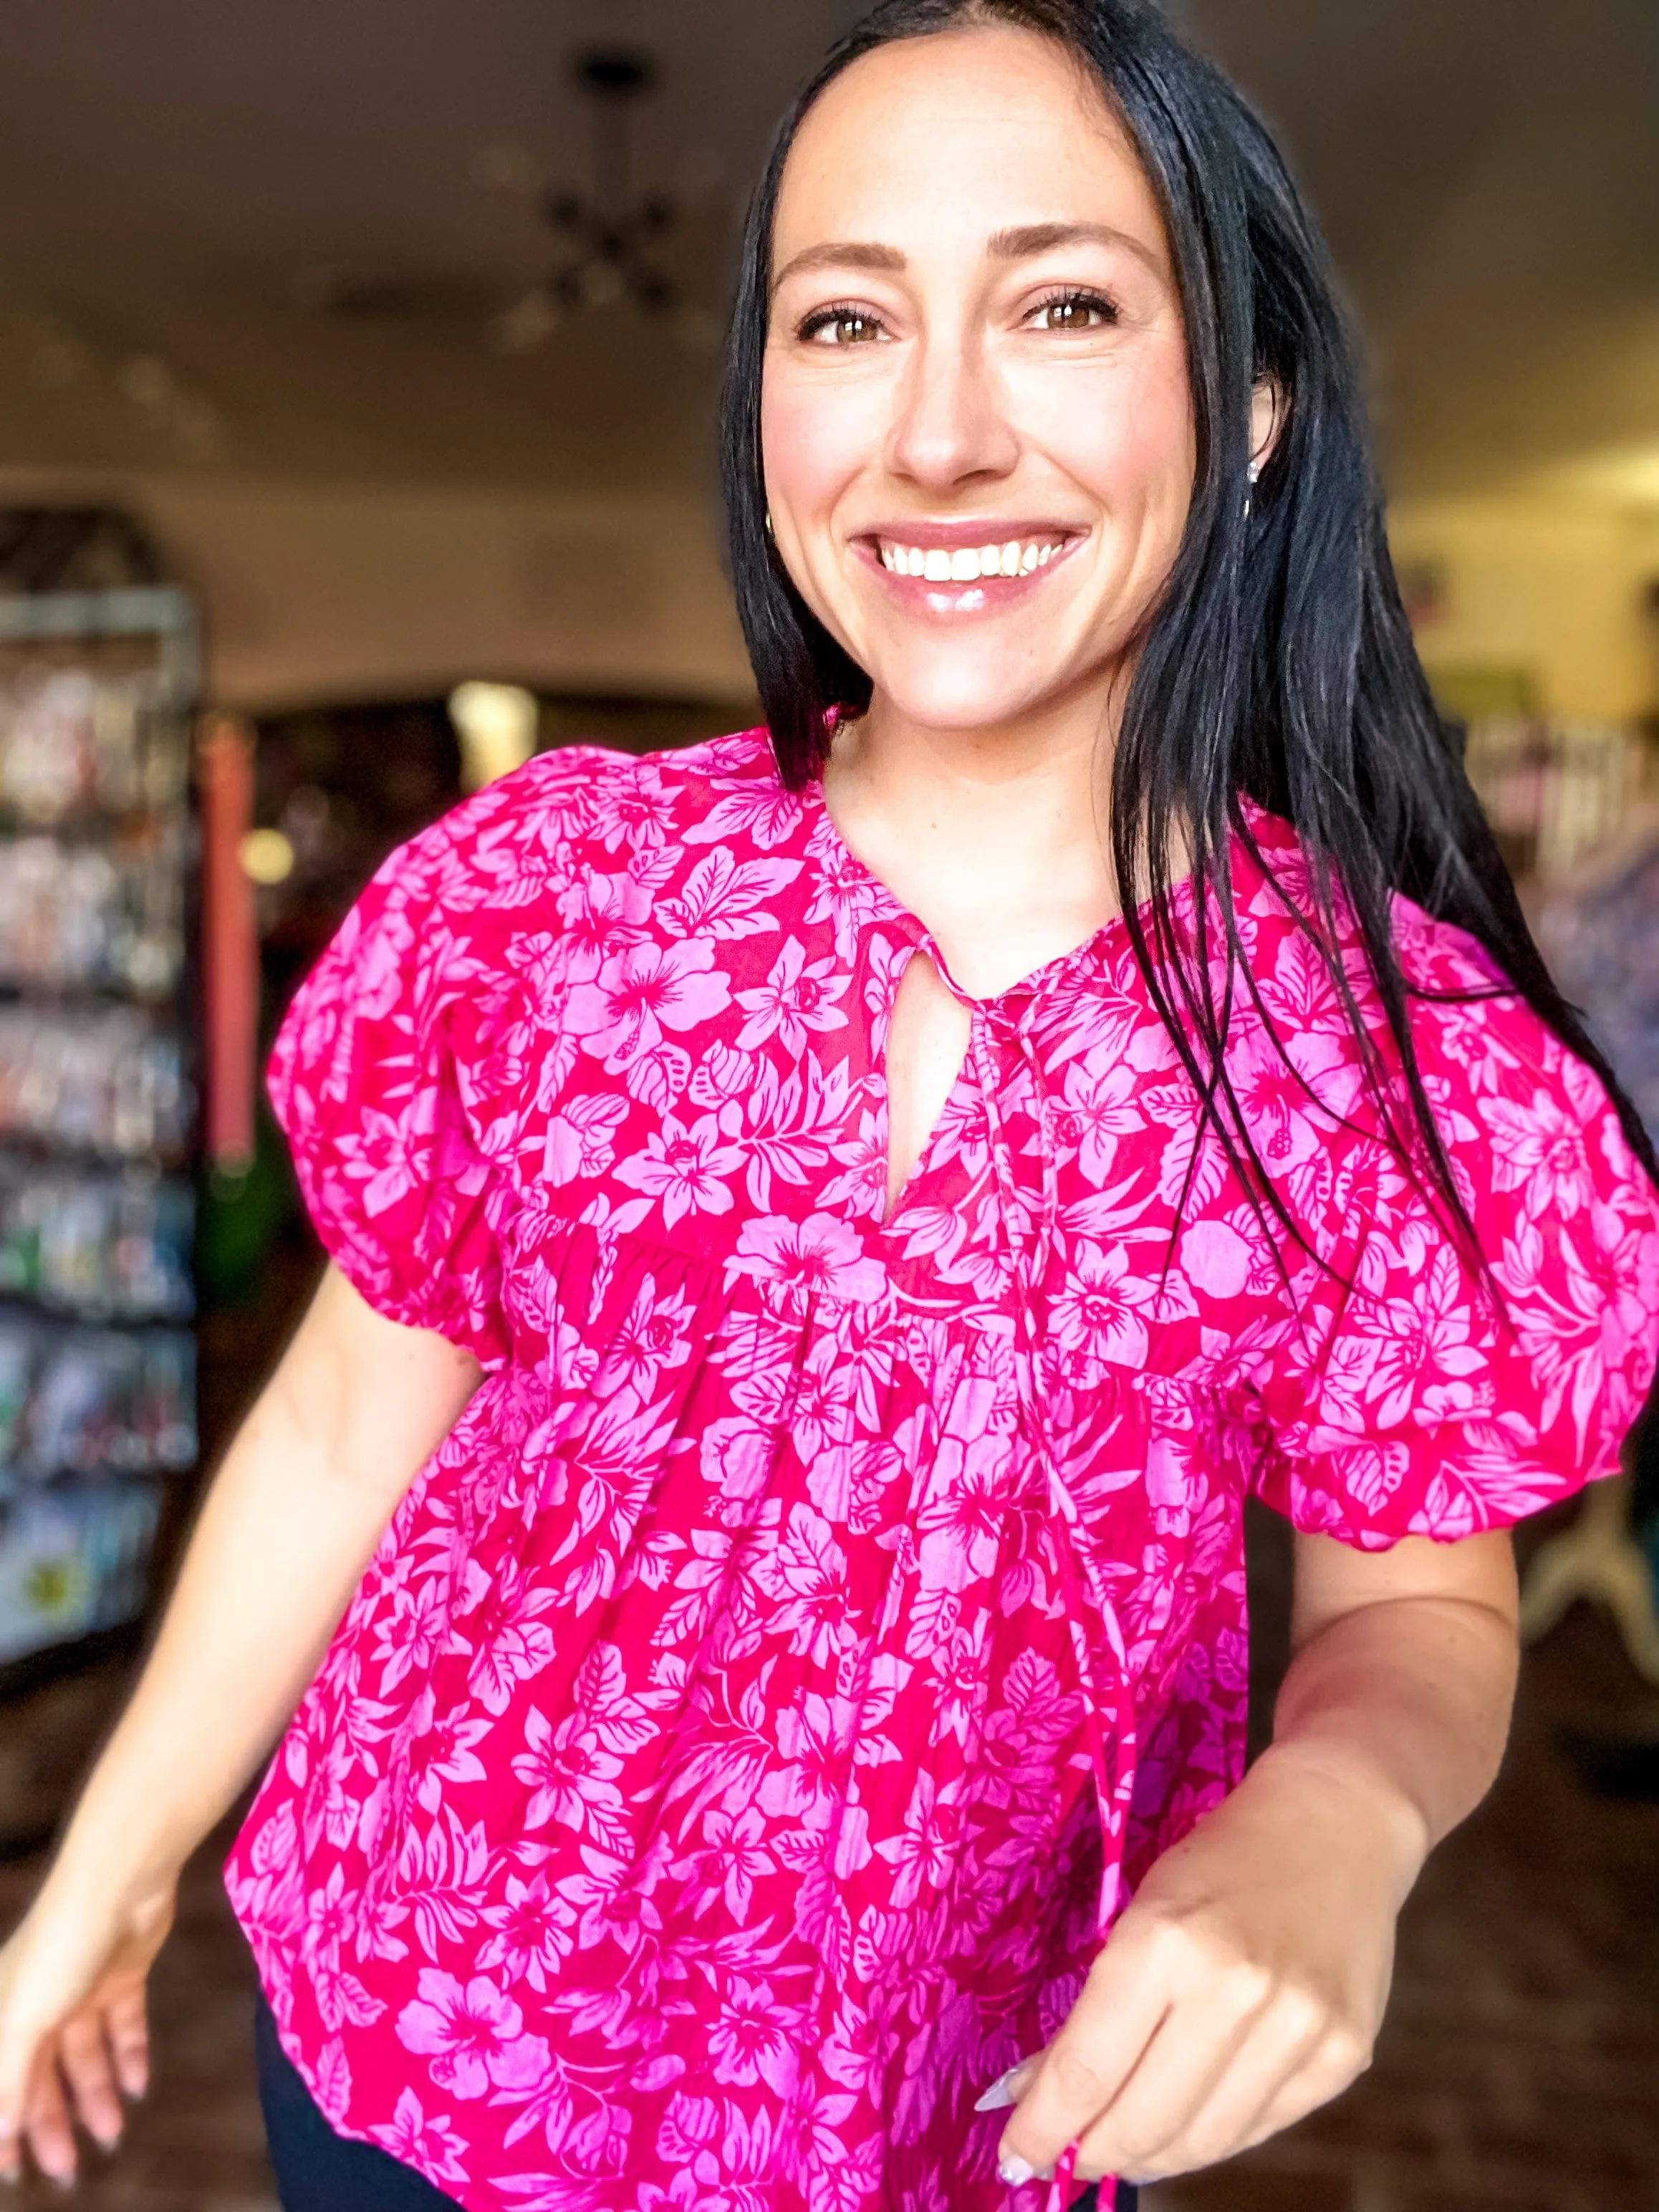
[257,1991,1140,2211]
[256,1993,460,2210]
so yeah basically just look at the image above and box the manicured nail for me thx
[975,2066,1022,2112]
[998,2155,1037,2185]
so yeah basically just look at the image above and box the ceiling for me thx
[0,0,1653,503]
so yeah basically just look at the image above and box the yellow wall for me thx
[1389,495,1659,722]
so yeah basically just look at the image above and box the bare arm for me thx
[0,1264,480,2184]
[995,1525,1519,2185]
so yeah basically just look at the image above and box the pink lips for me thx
[854,522,1084,613]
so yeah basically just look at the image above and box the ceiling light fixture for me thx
[488,48,716,354]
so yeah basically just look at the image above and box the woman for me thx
[1,4,1654,2207]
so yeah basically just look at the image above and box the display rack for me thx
[0,587,198,1688]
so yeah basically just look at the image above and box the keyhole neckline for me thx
[803,772,1143,1012]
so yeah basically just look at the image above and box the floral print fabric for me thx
[226,730,1659,2212]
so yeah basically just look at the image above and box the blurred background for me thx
[0,1,1655,2207]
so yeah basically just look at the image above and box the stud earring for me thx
[764,509,775,539]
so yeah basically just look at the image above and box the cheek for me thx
[1037,351,1196,530]
[760,359,890,522]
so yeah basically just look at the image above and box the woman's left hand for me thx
[993,1526,1521,2188]
[991,1746,1418,2185]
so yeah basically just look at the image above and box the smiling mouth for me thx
[869,532,1075,583]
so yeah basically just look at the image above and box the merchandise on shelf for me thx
[0,1311,195,1486]
[0,825,186,997]
[0,587,198,1678]
[0,1006,191,1158]
[0,1163,194,1320]
[0,1482,163,1666]
[0,668,188,826]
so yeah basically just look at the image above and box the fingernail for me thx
[975,2066,1022,2112]
[998,2155,1037,2185]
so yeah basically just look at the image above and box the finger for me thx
[1074,1982,1270,2183]
[24,2049,79,2186]
[59,2010,124,2150]
[0,2034,28,2183]
[973,2052,1042,2113]
[1085,1987,1320,2180]
[1231,2019,1372,2156]
[103,1981,151,2102]
[998,1933,1172,2183]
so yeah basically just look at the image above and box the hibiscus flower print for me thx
[372,2086,472,2186]
[615,1112,744,1228]
[708,1975,799,2093]
[1050,1246,1158,1371]
[234,734,1659,2212]
[565,941,731,1071]
[511,1704,625,1840]
[728,1211,888,1303]
[394,1970,548,2101]
[734,938,850,1057]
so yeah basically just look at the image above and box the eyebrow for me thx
[771,219,1161,294]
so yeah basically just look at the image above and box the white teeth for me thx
[877,537,1068,582]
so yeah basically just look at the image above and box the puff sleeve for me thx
[266,806,516,1365]
[1249,923,1659,1548]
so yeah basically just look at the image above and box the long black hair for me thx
[718,0,1659,1261]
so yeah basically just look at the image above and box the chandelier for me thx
[491,49,713,352]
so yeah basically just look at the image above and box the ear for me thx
[1249,375,1287,473]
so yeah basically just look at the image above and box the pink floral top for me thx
[226,730,1659,2212]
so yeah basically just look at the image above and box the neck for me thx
[819,681,1125,997]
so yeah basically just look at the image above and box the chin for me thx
[864,652,1053,736]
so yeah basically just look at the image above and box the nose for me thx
[885,326,1019,493]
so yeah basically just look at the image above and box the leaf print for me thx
[315,2037,353,2122]
[544,1095,630,1186]
[655,2090,721,2170]
[681,780,805,852]
[658,847,802,940]
[233,739,1659,2212]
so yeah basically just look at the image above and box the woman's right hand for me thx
[0,1874,176,2187]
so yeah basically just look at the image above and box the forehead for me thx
[774,25,1166,269]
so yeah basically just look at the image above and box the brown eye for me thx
[1031,291,1115,332]
[802,309,885,346]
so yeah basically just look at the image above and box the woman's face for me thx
[761,24,1195,738]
